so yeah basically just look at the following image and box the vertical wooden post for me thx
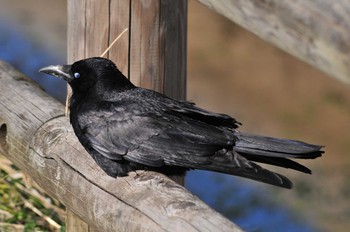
[128,0,187,100]
[67,0,187,230]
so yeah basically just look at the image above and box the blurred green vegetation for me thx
[0,157,65,231]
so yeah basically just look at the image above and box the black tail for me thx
[225,132,323,188]
[234,133,323,171]
[235,133,323,159]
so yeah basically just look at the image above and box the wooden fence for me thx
[1,0,350,231]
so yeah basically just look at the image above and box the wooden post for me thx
[67,0,187,230]
[68,0,187,99]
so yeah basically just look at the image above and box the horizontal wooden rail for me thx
[198,0,350,83]
[0,61,242,231]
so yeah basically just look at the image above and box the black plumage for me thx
[39,57,323,189]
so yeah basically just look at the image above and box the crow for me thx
[39,57,323,189]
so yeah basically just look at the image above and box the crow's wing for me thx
[76,94,293,188]
[77,99,235,166]
[168,100,241,129]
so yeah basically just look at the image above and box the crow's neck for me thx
[98,69,135,91]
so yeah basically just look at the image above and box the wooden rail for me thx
[0,61,242,231]
[198,0,350,83]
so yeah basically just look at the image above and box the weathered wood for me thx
[65,211,91,232]
[109,0,130,77]
[0,61,242,231]
[68,0,187,97]
[67,0,89,227]
[85,0,109,58]
[160,1,188,100]
[67,0,86,62]
[129,0,187,100]
[129,0,161,89]
[197,0,350,83]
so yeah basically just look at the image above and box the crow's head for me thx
[39,57,135,94]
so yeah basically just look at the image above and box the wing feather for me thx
[77,93,237,168]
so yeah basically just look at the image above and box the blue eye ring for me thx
[74,72,80,78]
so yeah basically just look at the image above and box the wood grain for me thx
[197,0,350,83]
[109,0,131,77]
[160,1,187,100]
[0,61,242,231]
[129,0,162,90]
[85,0,109,58]
[67,0,86,63]
[129,0,187,100]
[67,0,91,228]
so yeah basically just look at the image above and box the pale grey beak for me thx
[39,65,73,82]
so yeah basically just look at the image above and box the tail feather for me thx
[199,151,294,189]
[234,133,323,159]
[189,133,323,189]
[232,132,323,175]
[240,154,312,174]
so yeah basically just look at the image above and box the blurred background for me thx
[0,0,349,231]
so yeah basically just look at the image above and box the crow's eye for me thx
[74,72,80,78]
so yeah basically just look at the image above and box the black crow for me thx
[39,57,323,188]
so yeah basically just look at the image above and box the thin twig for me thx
[100,28,128,57]
[15,182,66,221]
[22,198,61,231]
[65,91,71,117]
[0,157,65,225]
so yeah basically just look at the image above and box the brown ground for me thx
[1,0,350,231]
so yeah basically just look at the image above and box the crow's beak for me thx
[39,65,73,82]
